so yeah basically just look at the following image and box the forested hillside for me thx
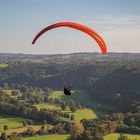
[0,53,140,112]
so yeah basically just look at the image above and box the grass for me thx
[0,89,13,95]
[48,90,98,122]
[22,134,70,140]
[0,114,25,132]
[4,125,44,135]
[22,133,140,140]
[49,91,64,99]
[0,89,21,99]
[104,133,140,140]
[35,103,61,110]
[49,90,96,107]
[71,109,97,122]
[0,64,8,68]
[49,90,105,108]
[63,90,119,112]
[49,90,119,115]
[62,108,97,122]
[35,103,96,122]
[0,114,52,135]
[36,104,97,122]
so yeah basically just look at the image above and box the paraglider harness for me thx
[64,85,71,95]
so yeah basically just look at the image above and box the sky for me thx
[0,0,140,54]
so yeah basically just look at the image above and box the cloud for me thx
[103,26,140,53]
[81,15,140,53]
[101,15,140,26]
[82,15,140,31]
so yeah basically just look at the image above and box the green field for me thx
[0,115,25,132]
[36,104,96,122]
[0,89,21,99]
[35,103,61,110]
[0,114,50,135]
[49,90,96,107]
[49,91,64,99]
[0,89,13,95]
[48,90,97,122]
[49,90,90,101]
[0,64,8,68]
[4,125,44,136]
[104,133,140,140]
[49,90,119,114]
[22,134,70,140]
[71,109,97,122]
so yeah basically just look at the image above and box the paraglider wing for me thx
[32,22,107,54]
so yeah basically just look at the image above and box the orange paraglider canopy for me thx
[32,22,107,54]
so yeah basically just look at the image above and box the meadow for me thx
[0,115,51,135]
[0,89,21,99]
[22,134,70,140]
[0,89,14,95]
[49,90,98,109]
[49,90,117,113]
[0,115,25,132]
[35,103,61,110]
[22,133,140,140]
[48,90,97,122]
[104,133,140,140]
[70,109,97,122]
[0,64,8,68]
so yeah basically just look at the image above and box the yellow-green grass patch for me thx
[0,115,25,132]
[49,91,64,99]
[52,90,119,114]
[4,125,44,135]
[104,133,140,140]
[63,108,97,122]
[0,64,8,68]
[35,103,61,110]
[0,89,21,99]
[22,134,70,140]
[0,89,13,95]
[71,109,97,122]
[49,90,101,109]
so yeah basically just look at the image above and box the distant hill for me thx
[0,52,140,64]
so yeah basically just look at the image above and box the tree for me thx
[43,120,47,125]
[39,125,46,135]
[70,115,75,121]
[61,102,67,110]
[26,120,33,125]
[41,125,45,131]
[118,134,129,140]
[94,128,104,140]
[11,90,19,96]
[70,105,77,112]
[23,121,27,127]
[64,113,70,119]
[81,130,93,140]
[25,127,34,136]
[1,132,7,140]
[43,120,50,130]
[9,132,20,140]
[63,122,72,133]
[3,82,8,89]
[70,123,85,140]
[3,125,8,131]
[20,86,28,93]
